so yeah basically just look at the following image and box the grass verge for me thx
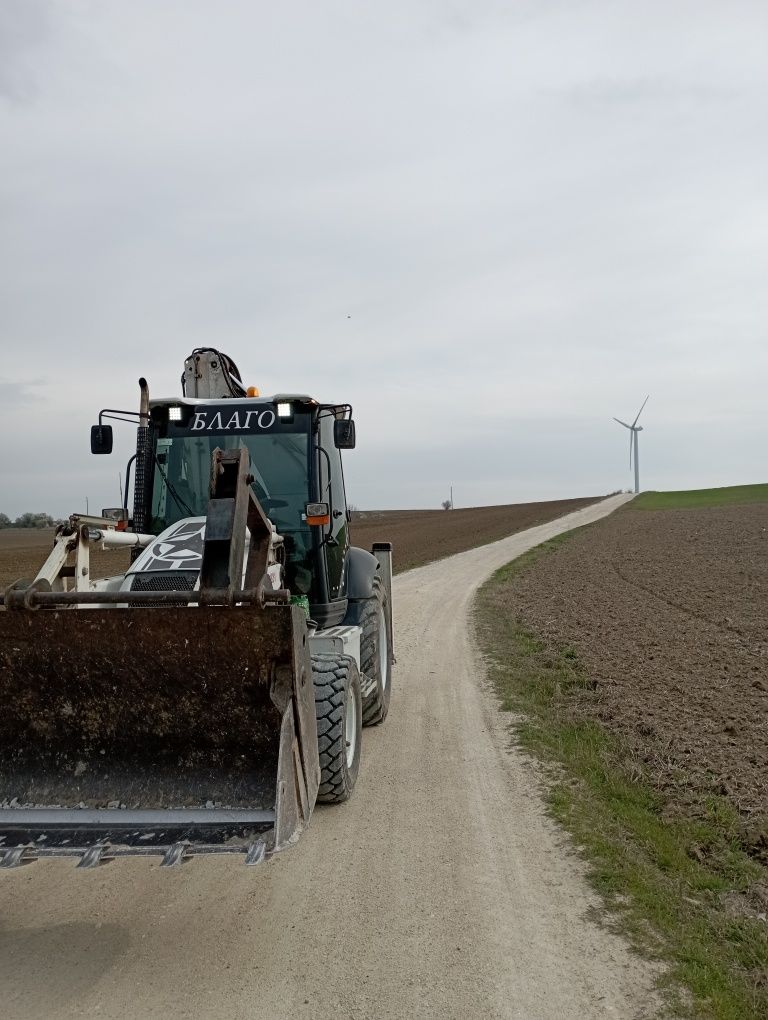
[475,533,768,1019]
[631,483,768,510]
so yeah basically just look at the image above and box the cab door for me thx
[317,412,350,601]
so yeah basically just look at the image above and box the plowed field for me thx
[491,502,768,828]
[0,496,600,588]
[350,497,601,572]
[0,530,126,589]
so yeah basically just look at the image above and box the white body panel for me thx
[309,626,362,670]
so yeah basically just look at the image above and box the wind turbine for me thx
[614,396,649,494]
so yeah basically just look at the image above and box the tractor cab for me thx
[140,395,356,624]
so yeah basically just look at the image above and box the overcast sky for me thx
[1,0,766,517]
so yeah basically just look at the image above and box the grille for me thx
[129,571,197,606]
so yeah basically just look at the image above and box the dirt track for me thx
[351,497,600,572]
[0,494,658,1019]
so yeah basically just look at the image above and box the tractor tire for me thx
[312,653,362,804]
[360,575,392,726]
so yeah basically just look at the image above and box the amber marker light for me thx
[246,386,260,397]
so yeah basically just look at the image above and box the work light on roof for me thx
[277,402,292,418]
[168,406,183,421]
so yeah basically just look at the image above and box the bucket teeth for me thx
[76,846,113,869]
[160,842,192,867]
[0,848,33,869]
[245,839,267,865]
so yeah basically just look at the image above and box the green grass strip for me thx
[630,484,768,510]
[475,534,768,1019]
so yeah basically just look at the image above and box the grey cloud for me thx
[0,0,53,103]
[0,1,766,516]
[0,380,44,406]
[558,77,740,108]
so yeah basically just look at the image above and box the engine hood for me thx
[126,518,207,576]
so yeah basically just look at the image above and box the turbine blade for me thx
[629,429,633,468]
[632,394,650,428]
[613,418,631,428]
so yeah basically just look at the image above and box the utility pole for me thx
[450,485,454,510]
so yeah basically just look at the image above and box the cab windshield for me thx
[149,414,314,593]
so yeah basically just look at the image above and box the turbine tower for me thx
[614,396,649,494]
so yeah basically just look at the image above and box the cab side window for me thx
[318,413,349,599]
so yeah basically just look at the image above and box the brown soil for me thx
[496,503,768,825]
[349,497,601,574]
[0,530,130,590]
[0,496,601,589]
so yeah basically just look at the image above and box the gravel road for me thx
[0,492,659,1019]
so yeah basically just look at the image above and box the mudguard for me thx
[345,546,380,602]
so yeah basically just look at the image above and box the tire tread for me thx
[311,653,361,803]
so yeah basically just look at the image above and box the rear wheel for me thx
[360,576,392,726]
[312,653,362,803]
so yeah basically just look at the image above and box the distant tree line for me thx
[0,512,63,530]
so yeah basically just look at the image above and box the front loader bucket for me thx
[0,604,320,866]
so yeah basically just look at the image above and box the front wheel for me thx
[360,576,392,726]
[312,653,362,803]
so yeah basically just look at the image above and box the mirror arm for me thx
[98,409,150,426]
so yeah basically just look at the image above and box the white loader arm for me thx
[30,515,154,594]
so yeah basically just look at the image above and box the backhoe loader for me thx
[0,349,393,868]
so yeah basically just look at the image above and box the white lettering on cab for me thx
[184,408,277,431]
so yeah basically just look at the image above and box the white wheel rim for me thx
[345,683,357,769]
[378,606,388,691]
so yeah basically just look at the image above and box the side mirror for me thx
[334,418,356,450]
[90,424,113,455]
